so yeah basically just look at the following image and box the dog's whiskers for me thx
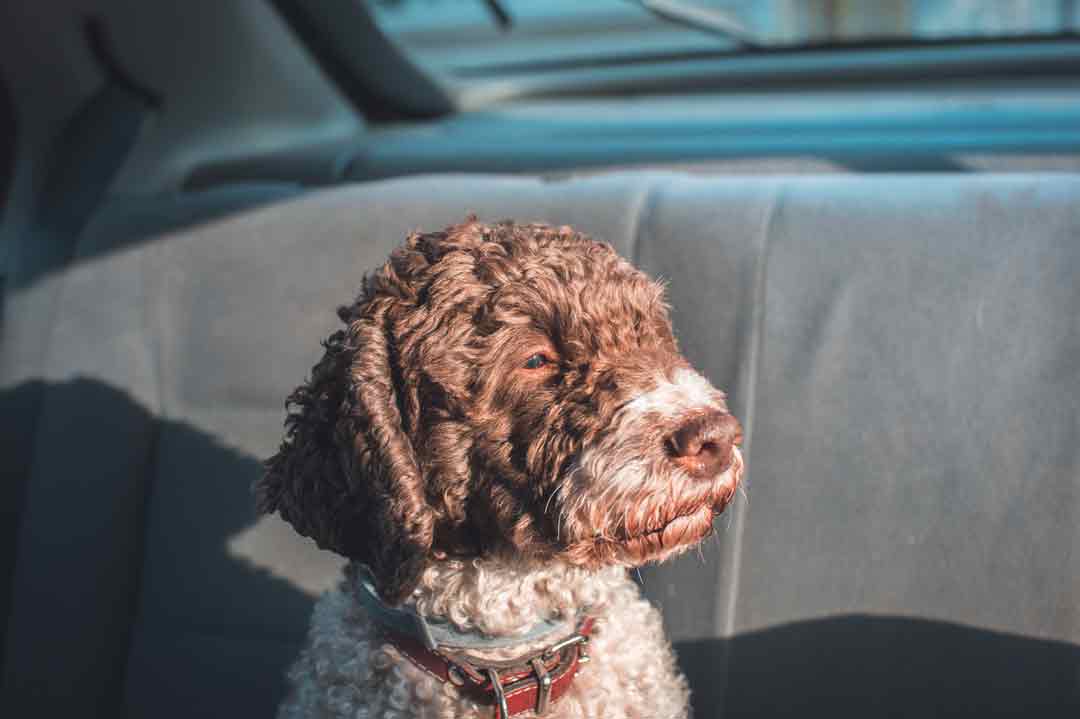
[544,488,559,517]
[621,503,633,538]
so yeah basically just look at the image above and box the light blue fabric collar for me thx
[353,567,575,651]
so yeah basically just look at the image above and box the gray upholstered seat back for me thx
[2,173,1078,717]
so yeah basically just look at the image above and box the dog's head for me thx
[256,219,743,604]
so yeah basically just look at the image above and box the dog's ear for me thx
[255,295,435,605]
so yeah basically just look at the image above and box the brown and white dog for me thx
[256,219,744,719]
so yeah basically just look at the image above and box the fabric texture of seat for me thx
[2,172,1078,717]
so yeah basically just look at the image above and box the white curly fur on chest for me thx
[276,559,689,719]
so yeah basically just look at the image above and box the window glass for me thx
[364,1,1080,77]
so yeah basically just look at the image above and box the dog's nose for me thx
[666,411,742,479]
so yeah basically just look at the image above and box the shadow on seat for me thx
[0,377,320,717]
[678,614,1080,718]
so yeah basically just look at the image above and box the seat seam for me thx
[716,181,784,639]
[110,247,169,711]
[628,179,659,269]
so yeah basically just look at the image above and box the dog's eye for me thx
[523,354,551,370]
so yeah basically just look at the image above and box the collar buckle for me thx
[541,631,589,661]
[378,609,597,718]
[486,668,511,719]
[529,657,553,715]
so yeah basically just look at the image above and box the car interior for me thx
[2,1,1079,717]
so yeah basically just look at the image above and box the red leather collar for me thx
[382,617,595,718]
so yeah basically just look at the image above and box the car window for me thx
[364,0,1080,79]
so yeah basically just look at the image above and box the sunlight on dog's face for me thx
[418,225,745,569]
[259,219,744,603]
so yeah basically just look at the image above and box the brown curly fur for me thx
[256,218,742,605]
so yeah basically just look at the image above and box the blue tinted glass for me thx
[363,1,1080,78]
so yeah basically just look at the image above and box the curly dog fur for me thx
[257,219,744,718]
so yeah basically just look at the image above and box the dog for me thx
[256,218,744,719]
